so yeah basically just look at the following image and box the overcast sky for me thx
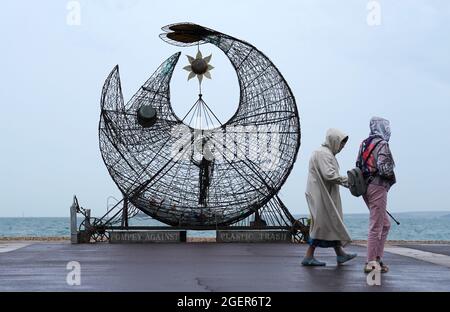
[0,0,449,217]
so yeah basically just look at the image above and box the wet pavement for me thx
[398,244,450,257]
[0,242,450,291]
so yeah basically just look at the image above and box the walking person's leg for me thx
[302,244,326,266]
[364,184,390,273]
[305,245,316,258]
[364,184,386,263]
[334,246,344,256]
[378,210,391,261]
[372,187,389,261]
[334,246,357,265]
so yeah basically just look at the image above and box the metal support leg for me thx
[121,198,129,228]
[70,196,78,244]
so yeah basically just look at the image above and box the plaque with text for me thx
[110,231,187,243]
[216,230,292,243]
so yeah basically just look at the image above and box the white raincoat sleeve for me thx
[316,152,349,188]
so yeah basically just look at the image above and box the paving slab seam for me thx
[356,243,450,268]
[0,243,31,253]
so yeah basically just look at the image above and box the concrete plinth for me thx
[217,230,292,243]
[109,230,187,243]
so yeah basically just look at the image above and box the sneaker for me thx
[378,261,389,273]
[364,261,380,274]
[301,257,326,266]
[364,261,389,273]
[337,253,357,265]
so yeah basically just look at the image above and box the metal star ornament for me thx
[183,50,214,83]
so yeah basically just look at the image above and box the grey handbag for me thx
[347,167,366,197]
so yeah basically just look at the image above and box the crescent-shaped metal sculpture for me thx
[99,23,301,229]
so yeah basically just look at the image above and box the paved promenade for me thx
[1,242,450,291]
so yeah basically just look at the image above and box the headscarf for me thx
[369,117,391,142]
[322,128,348,155]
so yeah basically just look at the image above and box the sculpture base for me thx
[216,230,292,243]
[109,230,187,243]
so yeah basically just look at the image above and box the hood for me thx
[323,128,348,155]
[369,116,391,142]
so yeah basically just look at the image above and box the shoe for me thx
[301,257,326,266]
[364,261,389,273]
[364,261,380,273]
[337,253,357,265]
[378,261,389,273]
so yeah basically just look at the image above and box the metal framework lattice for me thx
[98,23,301,229]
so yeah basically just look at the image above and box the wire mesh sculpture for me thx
[99,23,302,230]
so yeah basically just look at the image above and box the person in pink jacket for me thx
[356,117,396,273]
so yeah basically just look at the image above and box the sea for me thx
[1,211,450,241]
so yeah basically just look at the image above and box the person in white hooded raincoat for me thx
[301,128,357,266]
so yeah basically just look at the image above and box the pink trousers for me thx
[363,183,391,262]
